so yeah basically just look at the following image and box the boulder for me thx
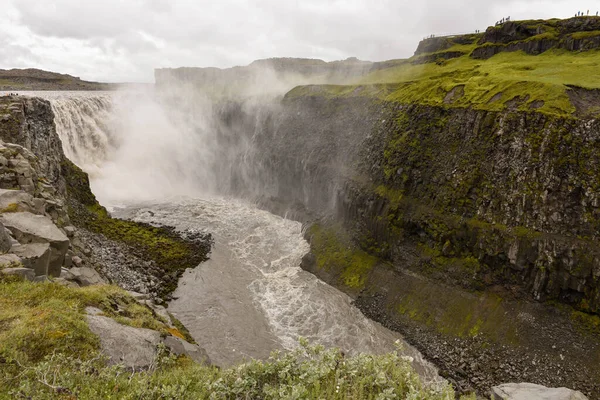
[0,212,69,276]
[86,314,161,369]
[62,266,105,286]
[0,223,11,253]
[163,336,211,365]
[53,277,80,288]
[1,267,35,281]
[0,188,37,214]
[0,253,22,267]
[11,243,51,276]
[491,383,588,400]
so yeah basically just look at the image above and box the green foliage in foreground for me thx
[1,340,456,400]
[0,278,461,399]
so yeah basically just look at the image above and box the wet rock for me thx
[491,383,588,400]
[0,212,69,276]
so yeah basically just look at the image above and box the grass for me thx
[287,48,600,116]
[0,277,171,365]
[0,277,460,399]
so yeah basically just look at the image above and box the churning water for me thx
[26,90,442,383]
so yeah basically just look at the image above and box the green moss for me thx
[308,224,378,290]
[0,203,19,213]
[571,30,600,39]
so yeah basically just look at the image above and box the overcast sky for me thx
[1,0,598,82]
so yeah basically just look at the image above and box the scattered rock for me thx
[53,277,80,288]
[491,383,588,400]
[63,225,76,238]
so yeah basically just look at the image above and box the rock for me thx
[0,223,12,253]
[0,212,69,277]
[11,243,51,276]
[85,306,103,316]
[62,266,105,286]
[0,188,36,214]
[86,314,162,369]
[32,275,49,283]
[63,225,76,238]
[71,255,83,267]
[0,253,21,267]
[491,383,588,400]
[1,267,35,281]
[53,277,80,288]
[163,336,211,365]
[127,290,150,301]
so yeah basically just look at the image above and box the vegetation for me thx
[307,223,379,291]
[0,277,458,399]
[287,47,600,117]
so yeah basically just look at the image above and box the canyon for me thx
[2,16,600,399]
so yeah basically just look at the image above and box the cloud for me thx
[1,0,599,82]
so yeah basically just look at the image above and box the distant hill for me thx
[0,68,116,91]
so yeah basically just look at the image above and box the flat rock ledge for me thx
[85,307,210,369]
[491,383,588,400]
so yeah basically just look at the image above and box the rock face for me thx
[86,314,162,369]
[491,383,588,400]
[11,243,51,275]
[1,212,69,276]
[86,312,211,369]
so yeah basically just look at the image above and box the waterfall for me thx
[42,89,222,205]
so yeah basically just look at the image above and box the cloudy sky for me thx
[1,0,598,82]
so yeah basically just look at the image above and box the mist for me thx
[42,59,365,206]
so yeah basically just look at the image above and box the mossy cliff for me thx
[236,91,600,395]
